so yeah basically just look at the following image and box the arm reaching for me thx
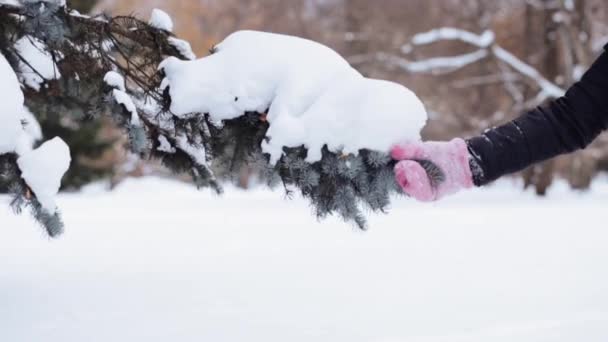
[393,46,608,200]
[468,46,608,186]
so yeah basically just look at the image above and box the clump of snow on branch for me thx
[263,72,427,164]
[104,71,147,153]
[17,137,71,214]
[103,71,125,91]
[491,46,564,99]
[1,52,71,216]
[149,9,173,32]
[175,135,209,168]
[168,37,196,60]
[104,71,141,125]
[411,27,495,48]
[160,30,427,164]
[14,36,61,90]
[111,89,140,126]
[379,50,489,75]
[157,135,176,154]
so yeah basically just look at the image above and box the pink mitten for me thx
[391,138,474,202]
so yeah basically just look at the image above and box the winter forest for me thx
[2,0,608,341]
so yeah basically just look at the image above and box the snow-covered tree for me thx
[0,0,437,236]
[0,0,192,236]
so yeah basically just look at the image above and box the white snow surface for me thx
[160,30,427,164]
[16,137,71,214]
[149,8,173,32]
[14,36,61,91]
[2,177,608,342]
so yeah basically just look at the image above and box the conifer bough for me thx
[0,1,429,234]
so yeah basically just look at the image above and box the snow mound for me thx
[17,137,71,214]
[149,9,173,32]
[160,30,427,164]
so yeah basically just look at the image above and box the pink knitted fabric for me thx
[391,138,474,202]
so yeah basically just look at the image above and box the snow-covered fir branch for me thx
[0,2,428,234]
[0,2,195,235]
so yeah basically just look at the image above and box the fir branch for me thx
[0,2,405,233]
[1,154,65,237]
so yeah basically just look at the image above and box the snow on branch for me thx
[376,49,489,74]
[1,4,428,233]
[491,46,565,98]
[0,2,193,235]
[0,51,69,237]
[410,27,495,48]
[157,31,428,228]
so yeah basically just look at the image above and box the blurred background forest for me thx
[65,0,608,195]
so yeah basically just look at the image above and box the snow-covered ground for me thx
[1,177,608,342]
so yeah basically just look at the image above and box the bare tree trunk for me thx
[522,2,560,196]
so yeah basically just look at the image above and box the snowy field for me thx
[1,177,608,342]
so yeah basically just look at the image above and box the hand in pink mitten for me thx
[391,138,474,202]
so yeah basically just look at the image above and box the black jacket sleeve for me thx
[466,47,608,186]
